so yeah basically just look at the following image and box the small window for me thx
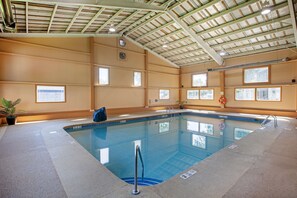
[235,88,255,101]
[36,85,65,103]
[99,67,109,85]
[200,89,214,100]
[187,90,199,99]
[159,89,170,99]
[133,71,141,87]
[244,66,270,84]
[192,73,207,87]
[256,87,281,101]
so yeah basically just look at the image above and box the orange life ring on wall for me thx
[218,95,227,105]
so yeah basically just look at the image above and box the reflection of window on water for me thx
[159,122,170,133]
[192,134,206,149]
[99,148,109,164]
[187,121,199,132]
[200,123,214,135]
[234,128,253,140]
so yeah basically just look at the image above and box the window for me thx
[187,121,199,132]
[36,85,65,103]
[159,122,170,133]
[187,90,199,99]
[235,88,255,101]
[192,73,207,87]
[200,89,214,100]
[133,71,141,87]
[234,128,253,140]
[192,134,206,149]
[159,89,170,99]
[244,66,269,84]
[199,123,214,135]
[256,87,281,101]
[99,67,109,85]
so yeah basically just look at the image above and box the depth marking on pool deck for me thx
[228,144,238,149]
[180,169,197,180]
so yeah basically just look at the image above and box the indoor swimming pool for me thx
[66,113,263,186]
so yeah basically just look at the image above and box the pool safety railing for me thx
[132,145,144,195]
[261,115,278,128]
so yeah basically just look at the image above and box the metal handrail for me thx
[261,115,278,128]
[132,145,144,195]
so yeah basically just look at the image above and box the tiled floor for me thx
[0,110,297,198]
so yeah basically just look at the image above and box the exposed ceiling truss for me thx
[0,0,295,67]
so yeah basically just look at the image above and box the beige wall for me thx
[181,48,297,111]
[0,37,178,114]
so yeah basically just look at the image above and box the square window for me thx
[235,88,255,100]
[36,85,65,103]
[187,90,199,99]
[192,73,207,87]
[244,66,269,84]
[200,89,214,100]
[99,67,109,85]
[160,89,170,99]
[256,87,281,101]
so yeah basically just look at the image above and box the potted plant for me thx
[177,100,187,109]
[0,98,21,125]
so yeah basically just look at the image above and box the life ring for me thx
[218,95,227,105]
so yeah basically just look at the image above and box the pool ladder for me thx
[132,145,144,195]
[261,115,278,128]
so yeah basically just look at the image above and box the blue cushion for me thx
[93,107,107,122]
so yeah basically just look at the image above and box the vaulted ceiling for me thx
[1,0,296,67]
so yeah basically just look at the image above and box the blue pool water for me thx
[67,113,262,185]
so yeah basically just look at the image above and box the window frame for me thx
[256,87,282,102]
[199,89,214,100]
[192,73,208,87]
[159,89,170,100]
[98,67,110,86]
[234,88,256,101]
[133,71,142,87]
[243,65,271,85]
[35,84,66,103]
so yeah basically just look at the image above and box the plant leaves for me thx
[12,98,21,107]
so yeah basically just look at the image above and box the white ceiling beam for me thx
[95,10,123,33]
[188,0,258,28]
[0,33,120,37]
[167,10,224,65]
[65,5,84,33]
[288,0,297,46]
[47,4,58,33]
[12,0,166,12]
[196,2,288,36]
[123,35,179,68]
[135,21,175,41]
[81,7,104,33]
[121,0,187,35]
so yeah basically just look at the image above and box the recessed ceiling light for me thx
[219,50,227,56]
[261,0,272,15]
[109,24,116,32]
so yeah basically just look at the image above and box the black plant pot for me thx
[6,116,16,125]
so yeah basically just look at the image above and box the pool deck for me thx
[0,109,297,198]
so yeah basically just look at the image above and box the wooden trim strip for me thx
[94,63,145,72]
[148,62,179,69]
[94,42,145,55]
[0,80,89,86]
[0,51,90,65]
[0,38,90,55]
